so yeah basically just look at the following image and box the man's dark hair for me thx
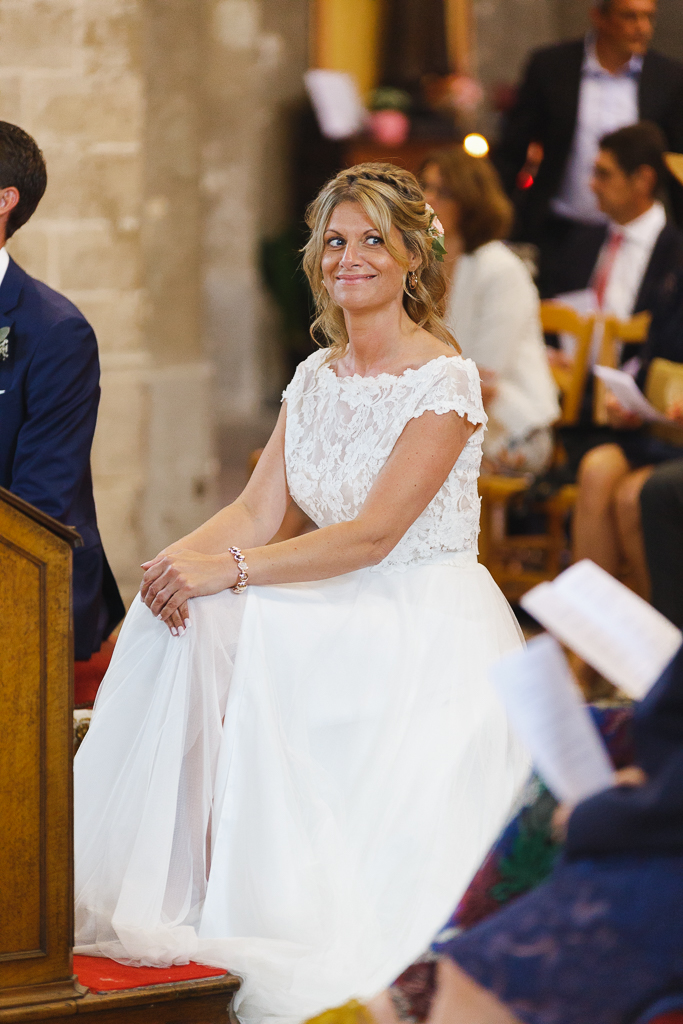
[599,121,667,192]
[0,122,47,238]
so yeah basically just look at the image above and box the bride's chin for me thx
[335,293,400,315]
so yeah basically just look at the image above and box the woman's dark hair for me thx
[599,121,667,191]
[0,122,47,238]
[419,146,513,254]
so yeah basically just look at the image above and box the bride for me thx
[74,163,529,1024]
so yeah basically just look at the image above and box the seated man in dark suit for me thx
[0,121,123,660]
[583,121,683,320]
[493,0,683,297]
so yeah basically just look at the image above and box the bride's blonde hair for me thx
[302,162,460,360]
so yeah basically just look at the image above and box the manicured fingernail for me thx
[178,626,186,637]
[157,614,163,620]
[184,619,191,628]
[171,627,178,636]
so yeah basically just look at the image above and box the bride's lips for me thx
[335,274,377,282]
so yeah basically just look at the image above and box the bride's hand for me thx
[140,550,237,630]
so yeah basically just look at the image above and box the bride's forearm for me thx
[163,498,274,557]
[243,518,388,586]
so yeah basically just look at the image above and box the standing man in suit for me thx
[0,122,124,660]
[493,0,683,297]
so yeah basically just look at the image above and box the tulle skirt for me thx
[74,551,530,1024]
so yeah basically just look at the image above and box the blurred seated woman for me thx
[308,641,683,1024]
[573,266,683,598]
[421,147,560,476]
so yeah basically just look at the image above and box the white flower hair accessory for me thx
[425,203,446,262]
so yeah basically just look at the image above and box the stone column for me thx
[0,0,216,605]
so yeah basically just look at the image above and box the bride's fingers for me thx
[154,586,188,621]
[179,600,190,627]
[166,607,185,636]
[140,559,169,599]
[142,562,175,604]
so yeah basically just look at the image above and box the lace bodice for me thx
[282,349,486,573]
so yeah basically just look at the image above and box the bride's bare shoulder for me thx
[410,328,460,368]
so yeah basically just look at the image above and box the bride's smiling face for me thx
[321,201,416,312]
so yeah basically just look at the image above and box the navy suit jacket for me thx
[0,256,124,658]
[566,643,683,857]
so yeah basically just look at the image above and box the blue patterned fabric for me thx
[436,853,683,1024]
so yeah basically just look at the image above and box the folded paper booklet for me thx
[593,365,668,423]
[304,70,366,140]
[490,634,615,804]
[520,560,682,699]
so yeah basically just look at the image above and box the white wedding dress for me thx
[74,350,530,1024]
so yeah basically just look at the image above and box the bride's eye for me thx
[366,235,383,245]
[326,236,345,247]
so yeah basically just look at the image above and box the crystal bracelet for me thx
[228,546,249,594]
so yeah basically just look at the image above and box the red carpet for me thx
[73,954,226,992]
[74,639,115,707]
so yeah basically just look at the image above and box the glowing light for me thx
[463,133,489,158]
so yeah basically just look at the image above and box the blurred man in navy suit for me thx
[0,121,123,659]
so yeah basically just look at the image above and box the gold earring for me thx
[408,271,418,290]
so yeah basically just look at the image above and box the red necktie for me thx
[593,230,624,309]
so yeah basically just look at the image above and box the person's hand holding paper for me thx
[593,366,668,425]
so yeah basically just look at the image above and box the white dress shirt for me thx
[446,241,560,456]
[0,247,10,290]
[552,35,642,225]
[598,201,666,318]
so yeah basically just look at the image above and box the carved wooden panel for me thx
[0,492,81,1009]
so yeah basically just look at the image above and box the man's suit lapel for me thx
[557,41,585,151]
[639,52,662,121]
[634,224,683,314]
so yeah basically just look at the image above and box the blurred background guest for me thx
[572,256,683,598]
[421,148,559,476]
[584,121,683,319]
[493,0,683,298]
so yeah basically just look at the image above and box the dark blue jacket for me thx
[0,256,123,658]
[566,642,683,857]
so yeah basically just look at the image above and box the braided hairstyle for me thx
[302,162,459,360]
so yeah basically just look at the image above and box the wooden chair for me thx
[478,304,596,602]
[593,310,651,422]
[540,302,597,426]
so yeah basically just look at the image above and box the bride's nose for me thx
[340,241,363,268]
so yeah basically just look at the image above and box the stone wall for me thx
[0,0,154,603]
[0,0,308,605]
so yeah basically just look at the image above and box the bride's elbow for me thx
[346,518,399,567]
[363,532,397,567]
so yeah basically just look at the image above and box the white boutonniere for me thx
[0,327,9,361]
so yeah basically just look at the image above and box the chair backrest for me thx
[593,311,651,422]
[597,310,651,368]
[644,357,683,447]
[540,302,595,425]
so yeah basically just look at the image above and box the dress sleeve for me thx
[408,356,487,429]
[281,349,326,404]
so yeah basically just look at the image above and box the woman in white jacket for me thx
[422,148,560,474]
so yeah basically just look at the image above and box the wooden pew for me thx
[0,486,239,1023]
